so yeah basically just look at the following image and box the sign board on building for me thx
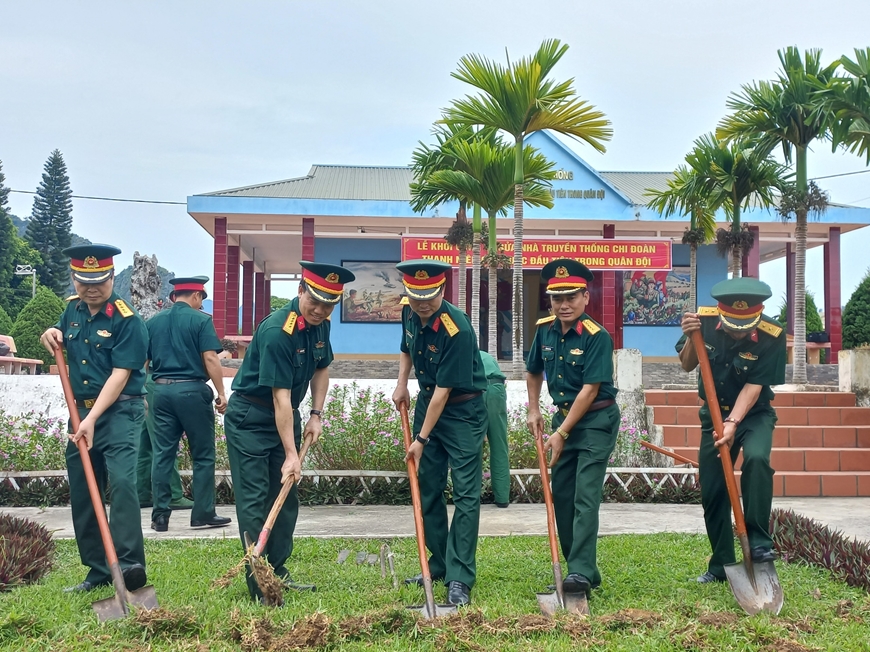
[401,237,672,271]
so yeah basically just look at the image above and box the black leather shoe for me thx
[562,573,591,595]
[281,576,317,592]
[122,564,147,591]
[751,547,778,563]
[696,571,726,584]
[446,581,471,606]
[403,573,444,586]
[151,515,169,532]
[495,502,509,508]
[190,514,232,529]
[63,580,109,593]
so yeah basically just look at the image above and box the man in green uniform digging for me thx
[224,261,354,601]
[479,350,510,507]
[526,259,620,600]
[40,244,149,593]
[677,278,786,584]
[393,260,488,607]
[146,276,230,532]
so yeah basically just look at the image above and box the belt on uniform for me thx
[559,399,615,417]
[235,392,275,411]
[76,394,141,409]
[447,391,483,405]
[153,378,202,385]
[487,378,505,385]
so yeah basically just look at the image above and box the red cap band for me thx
[172,283,206,292]
[302,268,344,294]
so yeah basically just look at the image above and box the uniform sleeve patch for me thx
[440,313,459,337]
[582,319,601,335]
[536,315,556,326]
[283,311,298,335]
[114,299,133,318]
[698,306,719,317]
[757,321,783,338]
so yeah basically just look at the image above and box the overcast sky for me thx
[3,0,870,307]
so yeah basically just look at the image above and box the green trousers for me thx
[66,398,146,584]
[550,403,619,587]
[483,382,510,504]
[699,405,776,579]
[137,380,185,505]
[414,393,487,588]
[224,394,301,600]
[151,381,217,523]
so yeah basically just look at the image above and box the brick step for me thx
[758,472,870,497]
[672,447,870,473]
[652,405,870,427]
[645,390,857,408]
[662,425,870,449]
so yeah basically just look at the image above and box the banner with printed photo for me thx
[623,268,692,326]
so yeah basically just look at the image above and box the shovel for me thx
[54,347,159,621]
[640,440,699,467]
[533,428,589,616]
[691,330,784,616]
[398,403,456,619]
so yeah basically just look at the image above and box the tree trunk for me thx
[511,138,525,378]
[457,245,467,314]
[689,244,697,311]
[488,265,499,358]
[792,148,809,386]
[731,246,742,279]
[471,206,481,341]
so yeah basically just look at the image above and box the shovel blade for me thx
[91,585,159,622]
[536,591,590,617]
[724,560,783,615]
[406,603,458,619]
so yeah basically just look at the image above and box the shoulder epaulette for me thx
[439,313,459,337]
[582,319,601,335]
[400,296,409,305]
[283,311,298,335]
[114,299,133,318]
[536,315,556,326]
[757,321,783,338]
[698,306,719,317]
[65,295,79,302]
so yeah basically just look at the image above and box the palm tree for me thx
[424,138,555,351]
[832,48,870,162]
[717,46,845,384]
[442,38,611,375]
[646,165,717,311]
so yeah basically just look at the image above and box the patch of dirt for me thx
[835,599,854,617]
[697,612,740,627]
[338,609,413,639]
[669,624,713,651]
[773,616,816,635]
[271,613,332,651]
[598,609,664,630]
[131,607,200,638]
[759,641,818,652]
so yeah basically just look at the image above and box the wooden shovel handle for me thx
[640,440,699,468]
[690,330,748,539]
[534,430,561,565]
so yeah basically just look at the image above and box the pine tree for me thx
[843,270,870,350]
[0,304,13,335]
[9,286,65,370]
[26,150,73,296]
[0,161,14,291]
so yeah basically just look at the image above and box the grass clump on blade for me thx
[0,514,55,592]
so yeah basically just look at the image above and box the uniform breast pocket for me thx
[426,349,442,365]
[293,348,306,367]
[733,355,758,377]
[566,350,585,381]
[94,336,113,351]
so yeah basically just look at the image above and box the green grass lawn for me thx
[1,534,868,651]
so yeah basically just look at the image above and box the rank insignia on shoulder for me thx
[65,295,79,302]
[582,319,600,335]
[97,330,111,338]
[400,296,409,305]
[739,351,758,360]
[114,299,133,318]
[698,306,719,317]
[570,348,583,355]
[440,313,459,337]
[536,315,556,326]
[283,311,298,335]
[757,321,783,338]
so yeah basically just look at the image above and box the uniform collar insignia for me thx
[104,302,114,317]
[750,330,758,343]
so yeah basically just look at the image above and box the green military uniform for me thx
[676,278,786,580]
[398,260,488,592]
[58,244,148,588]
[526,259,620,590]
[147,276,224,527]
[224,261,352,600]
[479,350,510,506]
[136,373,186,506]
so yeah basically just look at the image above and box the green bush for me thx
[8,287,64,370]
[843,269,870,349]
[0,305,12,335]
[777,291,824,334]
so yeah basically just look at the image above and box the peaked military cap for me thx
[63,244,122,284]
[710,277,772,331]
[300,261,355,304]
[170,276,209,300]
[541,258,594,295]
[396,260,451,300]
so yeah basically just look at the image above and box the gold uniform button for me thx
[81,360,87,365]
[84,339,89,343]
[557,375,562,379]
[83,380,89,385]
[560,392,564,396]
[418,351,422,355]
[559,356,563,360]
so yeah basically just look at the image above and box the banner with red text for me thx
[401,237,672,270]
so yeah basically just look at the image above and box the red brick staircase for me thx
[645,390,870,497]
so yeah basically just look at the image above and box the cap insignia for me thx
[325,272,339,283]
[83,256,99,269]
[555,266,569,278]
[415,270,429,280]
[732,300,749,310]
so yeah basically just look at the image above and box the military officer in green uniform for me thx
[224,261,353,601]
[40,244,149,593]
[526,259,620,599]
[393,260,488,607]
[147,276,230,532]
[480,350,510,507]
[677,278,786,583]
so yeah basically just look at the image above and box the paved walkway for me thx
[3,497,868,542]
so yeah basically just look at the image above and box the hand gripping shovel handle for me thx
[54,346,129,612]
[252,435,312,558]
[690,330,754,577]
[534,429,567,609]
[640,440,699,468]
[399,403,438,619]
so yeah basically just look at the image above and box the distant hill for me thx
[10,214,91,247]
